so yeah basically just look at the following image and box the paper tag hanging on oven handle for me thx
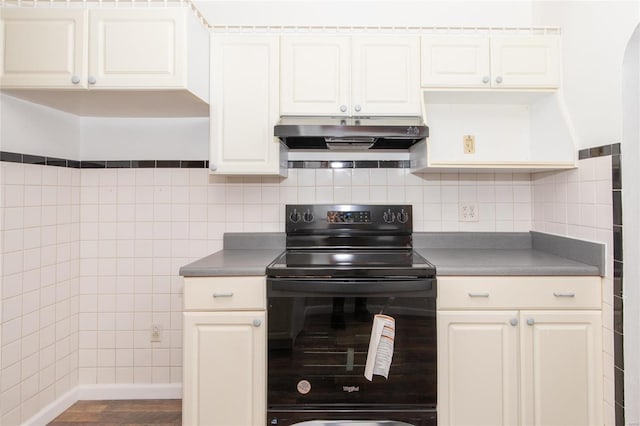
[364,314,395,381]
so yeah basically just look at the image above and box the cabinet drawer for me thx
[184,276,266,311]
[437,276,601,310]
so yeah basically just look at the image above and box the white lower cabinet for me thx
[183,277,266,426]
[437,276,603,426]
[520,310,602,426]
[438,311,520,426]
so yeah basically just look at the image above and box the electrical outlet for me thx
[151,324,162,343]
[459,203,479,222]
[463,135,475,154]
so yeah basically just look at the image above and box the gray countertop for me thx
[179,249,283,277]
[179,232,605,277]
[416,248,601,276]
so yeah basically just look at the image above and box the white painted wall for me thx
[0,94,79,159]
[532,0,640,149]
[622,23,640,426]
[78,117,209,161]
[194,0,533,28]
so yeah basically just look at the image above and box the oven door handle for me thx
[267,278,436,297]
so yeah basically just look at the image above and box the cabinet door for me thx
[88,9,185,88]
[520,310,602,426]
[280,36,350,116]
[352,36,421,115]
[438,311,519,426]
[421,35,491,88]
[490,36,560,88]
[183,311,266,426]
[210,35,283,175]
[0,8,87,88]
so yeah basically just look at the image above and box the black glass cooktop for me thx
[266,249,436,278]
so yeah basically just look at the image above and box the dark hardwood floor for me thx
[48,400,182,425]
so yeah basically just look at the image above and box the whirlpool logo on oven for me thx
[342,386,360,393]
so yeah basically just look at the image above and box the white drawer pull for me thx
[468,292,490,298]
[553,292,576,298]
[213,292,234,298]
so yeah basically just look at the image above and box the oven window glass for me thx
[268,295,436,409]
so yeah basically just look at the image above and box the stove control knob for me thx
[303,209,315,223]
[397,209,409,224]
[289,209,301,223]
[383,209,395,223]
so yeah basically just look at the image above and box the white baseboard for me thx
[22,387,79,426]
[21,384,182,426]
[77,383,182,400]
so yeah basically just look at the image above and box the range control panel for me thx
[326,210,371,224]
[285,204,412,233]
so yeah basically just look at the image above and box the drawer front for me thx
[184,276,266,311]
[437,276,602,310]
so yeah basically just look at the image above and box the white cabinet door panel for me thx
[438,311,519,426]
[280,36,350,115]
[89,9,185,88]
[1,9,87,88]
[183,311,266,426]
[490,36,560,88]
[352,36,421,115]
[520,310,602,426]
[211,35,282,175]
[421,35,490,88]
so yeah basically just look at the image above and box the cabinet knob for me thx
[495,76,503,84]
[88,76,97,85]
[253,319,262,327]
[526,317,535,326]
[510,318,518,326]
[71,75,81,85]
[354,104,362,113]
[482,76,490,84]
[339,105,347,113]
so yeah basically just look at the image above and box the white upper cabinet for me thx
[421,35,491,88]
[352,36,421,115]
[421,34,560,89]
[0,7,209,117]
[210,34,285,176]
[1,8,87,88]
[88,9,186,89]
[415,33,570,172]
[490,36,561,88]
[280,35,421,116]
[279,36,350,115]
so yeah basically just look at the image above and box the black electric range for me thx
[266,204,437,426]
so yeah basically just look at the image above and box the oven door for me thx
[267,278,437,423]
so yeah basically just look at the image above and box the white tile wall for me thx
[1,162,533,421]
[74,167,532,386]
[531,155,615,423]
[0,162,80,425]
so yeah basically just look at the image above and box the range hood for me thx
[274,116,428,150]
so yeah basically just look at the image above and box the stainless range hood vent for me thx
[274,116,428,150]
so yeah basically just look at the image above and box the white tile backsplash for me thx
[2,161,540,422]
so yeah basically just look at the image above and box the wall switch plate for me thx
[151,324,162,342]
[463,135,475,154]
[459,203,479,222]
